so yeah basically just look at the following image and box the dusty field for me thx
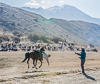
[0,51,100,84]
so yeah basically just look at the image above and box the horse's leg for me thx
[34,60,38,69]
[27,58,30,69]
[39,60,42,68]
[32,59,35,68]
[32,59,38,69]
[46,59,49,66]
[44,58,49,65]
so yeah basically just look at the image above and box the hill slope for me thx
[0,3,63,37]
[0,3,100,46]
[52,18,100,45]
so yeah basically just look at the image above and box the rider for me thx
[34,47,45,60]
[39,47,45,60]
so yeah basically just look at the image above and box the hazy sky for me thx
[0,0,100,18]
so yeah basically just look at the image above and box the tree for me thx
[52,37,63,43]
[28,33,40,42]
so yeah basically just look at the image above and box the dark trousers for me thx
[81,59,85,73]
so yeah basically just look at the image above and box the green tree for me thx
[52,37,63,43]
[28,33,40,42]
[40,35,49,43]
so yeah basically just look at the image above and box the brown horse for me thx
[22,47,45,69]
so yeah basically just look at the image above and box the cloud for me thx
[60,0,64,3]
[41,1,45,4]
[25,0,40,6]
[48,2,51,4]
[41,6,46,9]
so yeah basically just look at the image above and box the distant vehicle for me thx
[92,48,98,52]
[12,46,17,51]
[22,46,26,51]
[0,48,8,51]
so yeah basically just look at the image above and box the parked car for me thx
[0,48,8,51]
[12,46,17,51]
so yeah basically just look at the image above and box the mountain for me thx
[0,3,56,35]
[0,3,100,46]
[22,5,100,25]
[52,18,100,46]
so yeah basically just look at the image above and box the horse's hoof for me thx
[36,68,38,69]
[32,67,34,68]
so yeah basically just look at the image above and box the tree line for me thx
[28,33,63,43]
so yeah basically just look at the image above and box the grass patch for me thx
[55,72,62,75]
[0,79,12,82]
[41,79,50,83]
[25,70,44,73]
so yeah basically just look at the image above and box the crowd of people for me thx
[0,40,98,52]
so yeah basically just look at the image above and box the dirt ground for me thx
[0,51,100,84]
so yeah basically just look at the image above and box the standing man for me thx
[75,48,86,73]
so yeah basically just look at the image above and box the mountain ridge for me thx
[22,4,100,25]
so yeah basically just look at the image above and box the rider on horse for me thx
[34,47,45,60]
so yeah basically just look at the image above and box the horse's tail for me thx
[22,52,30,62]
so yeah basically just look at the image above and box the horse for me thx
[43,53,51,65]
[22,47,50,69]
[22,47,44,69]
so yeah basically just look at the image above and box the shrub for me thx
[51,37,63,43]
[28,33,40,42]
[40,35,49,43]
[28,33,63,43]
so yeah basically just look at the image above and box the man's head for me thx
[81,47,85,51]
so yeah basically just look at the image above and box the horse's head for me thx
[48,54,51,57]
[40,47,45,52]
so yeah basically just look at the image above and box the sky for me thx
[0,0,100,18]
